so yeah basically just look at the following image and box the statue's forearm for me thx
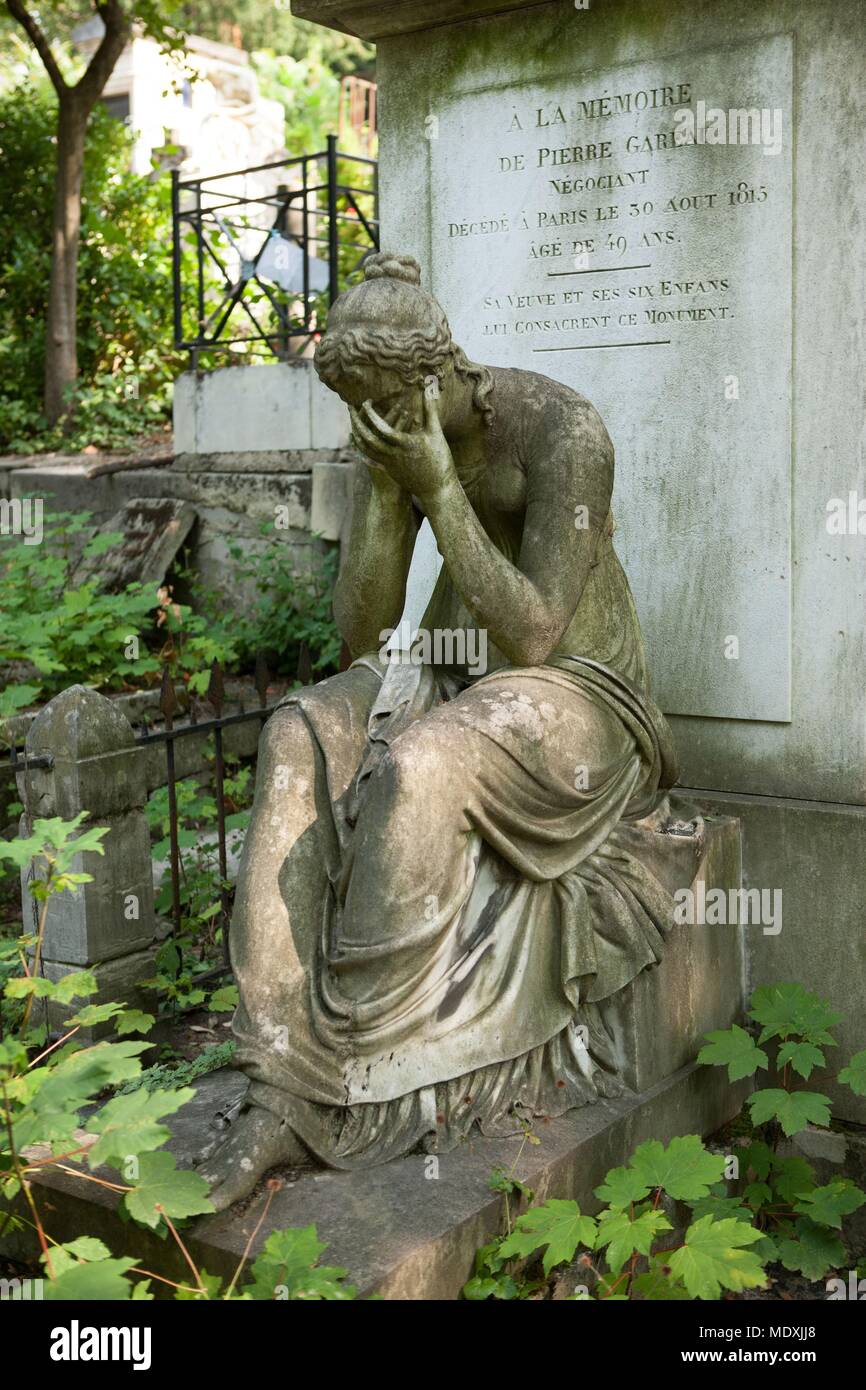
[424,476,563,666]
[334,482,416,657]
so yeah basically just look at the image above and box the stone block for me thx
[172,362,351,456]
[24,685,147,819]
[40,945,162,1040]
[25,811,156,966]
[692,790,866,1124]
[603,817,744,1093]
[3,1061,746,1298]
[311,459,352,540]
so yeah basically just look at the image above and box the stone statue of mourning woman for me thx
[200,251,701,1210]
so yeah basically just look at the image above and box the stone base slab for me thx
[2,1061,747,1299]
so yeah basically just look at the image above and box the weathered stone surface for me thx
[292,0,551,41]
[40,945,162,1040]
[24,685,146,819]
[67,499,196,593]
[310,459,352,541]
[20,686,157,971]
[375,0,866,807]
[603,817,744,1093]
[2,1060,746,1298]
[172,361,351,455]
[23,811,155,967]
[692,789,866,1125]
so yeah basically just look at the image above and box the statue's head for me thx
[314,252,493,427]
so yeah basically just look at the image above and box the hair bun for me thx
[363,252,421,285]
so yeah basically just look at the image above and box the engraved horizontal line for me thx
[546,264,652,277]
[532,339,671,352]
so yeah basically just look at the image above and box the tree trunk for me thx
[44,94,88,427]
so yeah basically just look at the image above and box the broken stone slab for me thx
[67,498,197,593]
[1,1061,747,1299]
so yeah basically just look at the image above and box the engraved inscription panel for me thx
[429,35,793,720]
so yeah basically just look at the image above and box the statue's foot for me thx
[198,1104,311,1212]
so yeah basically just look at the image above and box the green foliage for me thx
[0,509,237,707]
[838,1049,866,1096]
[0,83,180,451]
[179,2,373,76]
[245,1225,356,1300]
[144,761,252,1011]
[0,513,160,704]
[464,1135,769,1301]
[114,1039,236,1095]
[253,48,342,158]
[466,981,866,1301]
[666,1215,766,1300]
[216,537,342,677]
[697,981,866,1283]
[697,1023,768,1081]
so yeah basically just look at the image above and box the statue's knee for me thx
[371,725,461,814]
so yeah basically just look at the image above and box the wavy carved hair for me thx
[314,253,495,427]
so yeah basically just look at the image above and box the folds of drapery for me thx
[234,654,701,1168]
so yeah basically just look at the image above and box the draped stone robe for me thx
[228,520,700,1169]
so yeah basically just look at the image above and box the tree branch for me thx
[5,0,68,95]
[77,0,131,109]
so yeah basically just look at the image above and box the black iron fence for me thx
[1,649,317,990]
[171,135,378,365]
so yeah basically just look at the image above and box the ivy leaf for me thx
[13,1041,150,1150]
[488,1167,534,1203]
[63,1002,125,1028]
[115,1009,156,1036]
[40,1236,112,1279]
[594,1206,671,1275]
[207,985,239,1013]
[593,1164,652,1208]
[749,983,840,1046]
[4,975,56,999]
[175,1268,225,1301]
[628,1135,725,1201]
[247,1226,355,1300]
[689,1194,754,1222]
[838,1050,866,1097]
[44,1258,138,1301]
[52,970,99,1004]
[777,1218,845,1281]
[748,1088,831,1136]
[743,1181,773,1211]
[499,1199,597,1277]
[742,1140,773,1181]
[123,1151,214,1229]
[697,1024,768,1081]
[793,1179,866,1230]
[86,1087,195,1168]
[667,1215,767,1299]
[777,1040,825,1080]
[771,1155,816,1204]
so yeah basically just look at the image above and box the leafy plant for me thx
[144,763,252,1012]
[185,532,342,679]
[0,812,109,1034]
[0,810,355,1300]
[465,1134,769,1301]
[465,984,866,1300]
[0,82,180,451]
[0,509,238,707]
[696,982,866,1282]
